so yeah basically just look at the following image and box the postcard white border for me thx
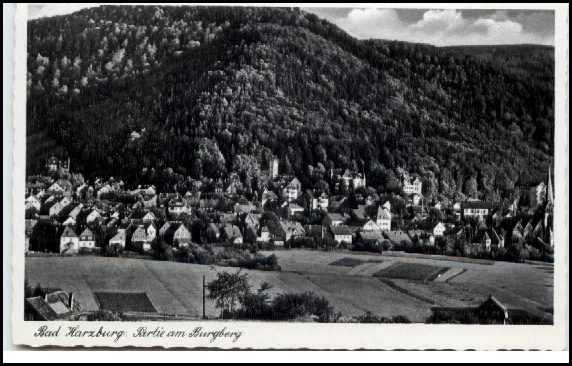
[11,3,568,350]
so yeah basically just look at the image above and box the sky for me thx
[28,5,555,47]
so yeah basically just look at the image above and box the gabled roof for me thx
[61,226,77,238]
[79,227,94,238]
[376,206,391,220]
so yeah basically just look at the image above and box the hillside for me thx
[26,6,554,201]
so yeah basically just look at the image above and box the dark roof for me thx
[330,225,352,236]
[462,201,501,210]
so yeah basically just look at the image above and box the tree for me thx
[207,270,251,318]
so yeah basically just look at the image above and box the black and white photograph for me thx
[9,3,568,351]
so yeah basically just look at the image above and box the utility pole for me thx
[202,274,206,320]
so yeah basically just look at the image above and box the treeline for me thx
[27,5,553,202]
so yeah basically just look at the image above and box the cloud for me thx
[28,4,99,20]
[318,8,554,46]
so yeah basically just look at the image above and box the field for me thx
[373,263,450,281]
[25,250,554,322]
[94,292,157,313]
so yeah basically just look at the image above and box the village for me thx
[25,155,554,264]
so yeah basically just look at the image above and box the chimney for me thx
[68,292,74,309]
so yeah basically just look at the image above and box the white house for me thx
[283,178,302,202]
[62,217,76,226]
[60,226,79,254]
[68,204,83,220]
[145,222,157,242]
[49,201,65,217]
[59,196,71,207]
[311,192,329,211]
[403,176,422,195]
[25,195,41,211]
[330,225,352,245]
[376,206,391,231]
[288,203,304,216]
[173,223,192,247]
[109,228,126,248]
[257,226,270,242]
[79,227,96,250]
[142,212,157,223]
[86,209,101,223]
[361,220,381,232]
[412,194,422,206]
[433,222,446,237]
[48,182,64,194]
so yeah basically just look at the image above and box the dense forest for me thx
[26,6,554,202]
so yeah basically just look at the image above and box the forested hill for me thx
[26,6,554,202]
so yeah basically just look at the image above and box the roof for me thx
[79,227,94,238]
[330,225,352,236]
[26,291,81,321]
[61,226,77,238]
[377,206,391,220]
[279,221,306,236]
[462,201,500,210]
[359,230,385,241]
[383,230,412,244]
[325,213,346,222]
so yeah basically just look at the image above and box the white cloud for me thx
[28,4,98,20]
[336,8,553,46]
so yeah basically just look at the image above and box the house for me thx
[25,290,81,321]
[223,181,238,196]
[261,188,278,208]
[361,220,381,232]
[310,191,329,211]
[383,231,412,246]
[276,221,306,242]
[305,225,325,239]
[357,230,385,246]
[430,295,510,325]
[86,209,101,223]
[244,213,261,230]
[329,196,348,211]
[287,203,304,216]
[143,195,158,209]
[62,217,76,226]
[352,205,368,223]
[47,182,65,194]
[49,201,65,217]
[223,224,243,245]
[145,222,157,243]
[220,213,237,225]
[330,225,352,245]
[159,221,172,237]
[60,226,79,254]
[257,226,271,243]
[109,228,127,248]
[461,201,499,220]
[283,177,302,202]
[78,228,96,250]
[171,223,192,247]
[412,194,422,206]
[68,204,83,220]
[59,196,71,207]
[168,196,190,215]
[322,212,349,228]
[376,206,391,231]
[234,203,257,214]
[433,222,446,237]
[25,195,41,211]
[131,226,148,251]
[403,176,422,195]
[331,169,366,190]
[142,212,157,223]
[207,223,221,242]
[96,185,112,198]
